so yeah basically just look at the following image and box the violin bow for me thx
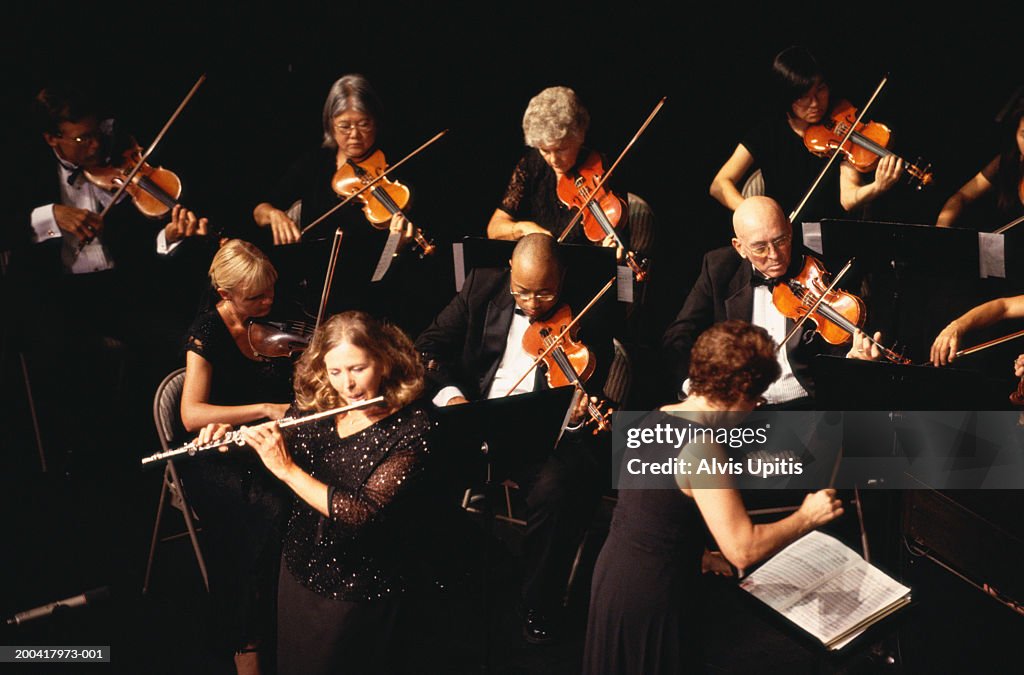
[952,328,1024,359]
[993,213,1024,235]
[300,129,448,237]
[75,74,207,255]
[777,257,855,351]
[504,276,616,397]
[314,228,345,329]
[789,76,887,224]
[557,97,667,244]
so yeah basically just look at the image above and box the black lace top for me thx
[280,402,437,601]
[184,309,294,408]
[498,147,629,247]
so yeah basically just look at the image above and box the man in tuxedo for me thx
[415,233,616,644]
[661,196,880,409]
[2,82,210,473]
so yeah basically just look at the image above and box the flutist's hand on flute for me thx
[196,420,296,481]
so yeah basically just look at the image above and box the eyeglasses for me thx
[57,131,102,145]
[745,234,791,256]
[510,290,557,303]
[793,81,829,108]
[333,120,375,135]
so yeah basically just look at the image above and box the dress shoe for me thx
[522,607,556,645]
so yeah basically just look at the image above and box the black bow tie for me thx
[66,165,85,185]
[514,307,527,317]
[751,273,781,289]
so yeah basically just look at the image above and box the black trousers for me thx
[517,432,609,610]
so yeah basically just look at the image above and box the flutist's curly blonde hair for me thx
[293,311,424,412]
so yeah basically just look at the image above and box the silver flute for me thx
[141,396,385,466]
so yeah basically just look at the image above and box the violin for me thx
[331,149,436,257]
[803,100,933,189]
[555,151,648,282]
[771,255,910,364]
[521,303,611,433]
[247,318,313,360]
[83,138,183,218]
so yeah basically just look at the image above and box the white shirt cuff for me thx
[30,205,62,243]
[156,228,180,255]
[433,386,465,407]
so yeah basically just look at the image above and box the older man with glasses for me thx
[661,196,880,410]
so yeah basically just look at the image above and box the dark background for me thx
[1,2,1021,673]
[4,2,1022,349]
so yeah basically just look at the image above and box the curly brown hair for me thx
[688,320,780,406]
[293,311,424,412]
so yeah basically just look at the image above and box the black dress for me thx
[177,310,294,652]
[276,402,445,675]
[739,115,843,228]
[583,489,706,674]
[583,413,710,675]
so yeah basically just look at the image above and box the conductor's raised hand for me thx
[798,488,844,530]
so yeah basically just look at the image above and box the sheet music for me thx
[740,531,910,648]
[615,265,634,303]
[371,231,402,282]
[978,232,1005,279]
[802,221,823,254]
[781,564,911,646]
[453,241,465,292]
[741,533,859,611]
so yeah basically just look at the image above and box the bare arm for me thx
[839,156,902,211]
[689,486,842,572]
[253,201,301,245]
[936,171,993,228]
[179,350,289,431]
[678,440,842,571]
[930,295,1024,366]
[486,208,550,240]
[709,144,755,211]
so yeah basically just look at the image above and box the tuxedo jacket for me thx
[414,267,616,404]
[3,140,171,283]
[661,246,843,397]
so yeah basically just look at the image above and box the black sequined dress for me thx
[276,401,443,675]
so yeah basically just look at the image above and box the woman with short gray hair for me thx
[486,85,632,253]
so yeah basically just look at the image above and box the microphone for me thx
[6,586,110,626]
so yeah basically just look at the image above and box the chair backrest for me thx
[153,368,187,453]
[626,192,655,261]
[741,169,765,198]
[602,338,633,409]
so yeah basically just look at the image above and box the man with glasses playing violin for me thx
[3,81,210,474]
[661,196,881,410]
[414,233,617,645]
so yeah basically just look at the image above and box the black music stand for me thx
[431,386,577,673]
[813,355,1012,411]
[802,218,1024,361]
[453,236,625,304]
